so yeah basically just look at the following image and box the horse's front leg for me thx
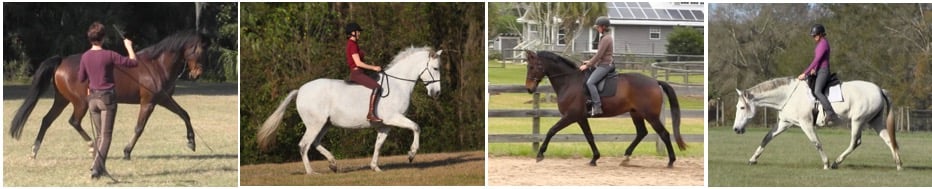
[384,116,420,163]
[157,96,196,152]
[799,122,830,169]
[577,118,600,166]
[748,120,791,165]
[537,117,577,162]
[370,126,391,172]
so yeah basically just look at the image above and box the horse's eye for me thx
[433,67,439,71]
[739,107,745,110]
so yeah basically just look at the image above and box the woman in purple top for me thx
[797,24,837,122]
[77,21,138,179]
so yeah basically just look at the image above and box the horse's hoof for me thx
[830,162,839,169]
[667,164,674,169]
[589,161,597,166]
[329,164,338,172]
[897,166,904,171]
[408,151,416,163]
[536,155,545,162]
[187,142,196,152]
[748,161,757,165]
[371,166,383,172]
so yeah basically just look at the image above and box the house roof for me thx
[607,2,704,22]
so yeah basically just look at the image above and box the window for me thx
[650,27,661,40]
[589,27,614,51]
[557,28,567,46]
[528,23,539,42]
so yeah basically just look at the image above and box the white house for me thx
[517,2,704,55]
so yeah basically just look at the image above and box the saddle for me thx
[806,72,842,126]
[583,67,621,98]
[805,72,841,93]
[344,70,381,84]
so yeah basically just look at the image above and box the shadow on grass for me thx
[319,154,484,174]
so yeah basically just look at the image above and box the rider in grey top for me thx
[580,16,613,116]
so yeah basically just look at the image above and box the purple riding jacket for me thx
[78,49,138,90]
[803,38,830,74]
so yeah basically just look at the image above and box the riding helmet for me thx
[594,16,610,27]
[810,24,826,37]
[345,22,363,35]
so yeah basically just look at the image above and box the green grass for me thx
[489,92,705,110]
[3,83,238,186]
[488,60,704,85]
[709,126,932,187]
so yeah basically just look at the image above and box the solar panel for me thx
[608,9,621,18]
[692,10,704,20]
[625,2,638,7]
[613,2,627,8]
[668,9,683,20]
[680,10,694,20]
[644,8,658,19]
[657,9,671,20]
[631,8,646,18]
[638,2,651,8]
[619,8,633,18]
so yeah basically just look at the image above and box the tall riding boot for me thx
[367,89,383,122]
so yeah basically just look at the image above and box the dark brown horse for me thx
[9,30,207,160]
[524,50,686,168]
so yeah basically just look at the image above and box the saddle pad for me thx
[809,84,843,102]
[596,76,619,97]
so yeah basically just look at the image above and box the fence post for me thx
[532,92,541,152]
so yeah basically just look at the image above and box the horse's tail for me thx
[658,81,686,150]
[257,90,300,152]
[881,89,898,150]
[10,56,62,139]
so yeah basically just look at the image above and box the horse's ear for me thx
[735,89,742,96]
[525,50,536,60]
[432,50,443,58]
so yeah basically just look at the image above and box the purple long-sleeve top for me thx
[803,38,830,74]
[78,49,138,90]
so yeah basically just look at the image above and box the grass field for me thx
[709,126,932,187]
[488,60,704,85]
[240,151,484,186]
[3,82,238,186]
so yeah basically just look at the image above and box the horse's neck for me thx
[547,70,584,97]
[750,82,798,110]
[381,53,425,101]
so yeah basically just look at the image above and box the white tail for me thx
[257,90,300,152]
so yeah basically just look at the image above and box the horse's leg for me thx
[312,125,337,172]
[383,116,420,163]
[536,117,576,162]
[645,115,676,168]
[370,126,392,172]
[157,96,196,152]
[30,95,70,159]
[621,113,648,166]
[870,114,903,170]
[122,102,156,160]
[831,120,864,169]
[577,118,600,166]
[748,121,791,165]
[297,114,327,175]
[65,96,93,141]
[799,123,830,169]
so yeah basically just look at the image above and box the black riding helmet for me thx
[810,24,826,37]
[345,22,363,35]
[594,16,610,27]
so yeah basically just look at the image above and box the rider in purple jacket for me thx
[797,24,837,123]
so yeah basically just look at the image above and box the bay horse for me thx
[9,30,207,160]
[732,77,901,170]
[523,50,686,168]
[257,47,442,174]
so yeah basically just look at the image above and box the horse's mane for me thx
[136,30,205,60]
[536,51,579,71]
[747,77,795,94]
[386,46,434,67]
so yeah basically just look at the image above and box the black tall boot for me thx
[367,89,382,122]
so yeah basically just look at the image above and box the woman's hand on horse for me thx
[372,65,382,72]
[797,73,806,80]
[579,64,588,71]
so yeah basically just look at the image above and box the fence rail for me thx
[489,85,704,154]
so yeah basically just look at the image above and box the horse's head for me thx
[421,50,443,98]
[181,31,209,80]
[733,89,757,134]
[524,50,546,94]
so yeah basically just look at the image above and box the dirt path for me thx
[489,155,704,186]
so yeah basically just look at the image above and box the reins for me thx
[377,53,439,98]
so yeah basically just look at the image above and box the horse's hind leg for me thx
[832,120,864,169]
[577,119,600,166]
[157,96,196,152]
[370,126,392,172]
[312,125,337,172]
[621,113,648,166]
[123,102,156,160]
[384,116,420,163]
[297,113,327,175]
[31,95,73,159]
[749,121,791,164]
[870,115,902,170]
[645,115,676,168]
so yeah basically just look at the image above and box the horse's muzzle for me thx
[734,128,746,134]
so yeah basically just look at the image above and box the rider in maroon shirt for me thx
[78,21,138,180]
[345,22,383,122]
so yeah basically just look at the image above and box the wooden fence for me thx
[489,85,704,155]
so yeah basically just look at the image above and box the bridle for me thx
[378,54,440,97]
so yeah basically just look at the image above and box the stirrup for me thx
[589,106,603,116]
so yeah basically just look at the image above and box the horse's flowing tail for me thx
[658,81,686,150]
[257,90,300,152]
[881,89,898,150]
[10,56,62,139]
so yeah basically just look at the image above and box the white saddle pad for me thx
[809,84,843,102]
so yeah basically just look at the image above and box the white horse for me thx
[732,77,902,170]
[257,47,442,174]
